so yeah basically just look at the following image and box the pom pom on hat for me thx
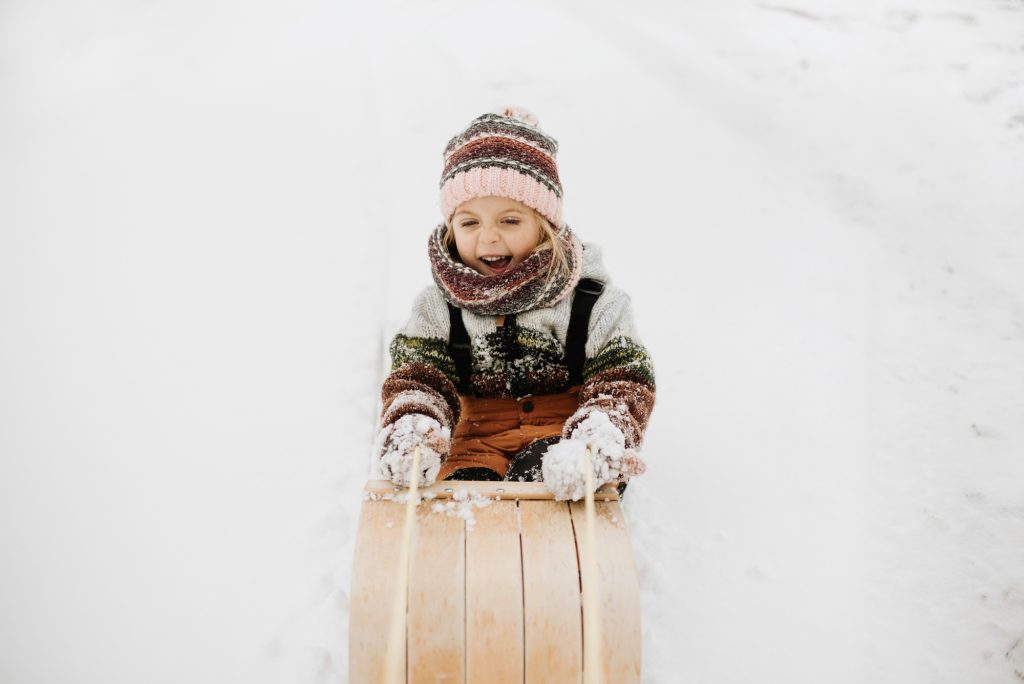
[492,104,540,127]
[439,105,563,226]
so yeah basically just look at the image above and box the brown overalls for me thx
[438,386,581,480]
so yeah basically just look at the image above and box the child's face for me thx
[449,197,544,277]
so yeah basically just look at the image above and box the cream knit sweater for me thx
[379,242,656,451]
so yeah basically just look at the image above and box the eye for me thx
[458,220,478,228]
[501,217,521,225]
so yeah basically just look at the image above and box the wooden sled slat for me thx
[349,497,407,683]
[571,499,642,683]
[520,501,582,683]
[408,505,466,683]
[466,501,523,683]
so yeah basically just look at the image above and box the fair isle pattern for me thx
[562,336,656,449]
[389,334,459,383]
[581,336,656,388]
[468,327,571,398]
[428,223,583,316]
[439,110,564,226]
[382,336,462,432]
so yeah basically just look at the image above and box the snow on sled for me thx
[349,479,642,683]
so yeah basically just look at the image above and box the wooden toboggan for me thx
[349,477,642,683]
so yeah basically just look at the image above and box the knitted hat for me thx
[439,105,563,228]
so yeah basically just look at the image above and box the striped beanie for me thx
[439,105,563,228]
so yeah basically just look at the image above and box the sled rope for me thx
[383,445,422,684]
[582,447,604,684]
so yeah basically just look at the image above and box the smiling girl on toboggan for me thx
[374,105,656,502]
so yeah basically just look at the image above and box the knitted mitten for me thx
[542,410,647,501]
[375,414,450,487]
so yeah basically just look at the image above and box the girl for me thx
[374,106,655,501]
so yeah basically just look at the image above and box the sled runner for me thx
[349,479,642,683]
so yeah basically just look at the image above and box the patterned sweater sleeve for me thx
[379,286,462,435]
[562,286,656,449]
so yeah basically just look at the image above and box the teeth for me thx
[482,256,509,262]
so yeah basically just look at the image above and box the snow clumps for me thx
[542,409,646,501]
[375,413,450,487]
[431,488,493,531]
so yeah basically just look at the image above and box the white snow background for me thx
[2,0,1023,682]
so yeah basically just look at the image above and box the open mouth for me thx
[480,255,513,272]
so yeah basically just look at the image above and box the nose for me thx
[480,221,500,242]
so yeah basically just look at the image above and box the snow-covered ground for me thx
[2,0,1023,682]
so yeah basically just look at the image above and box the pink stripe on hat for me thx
[441,169,562,227]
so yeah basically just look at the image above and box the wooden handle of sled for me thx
[364,479,622,501]
[383,445,421,684]
[582,447,604,684]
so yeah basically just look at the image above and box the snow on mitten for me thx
[375,414,450,487]
[541,438,591,502]
[542,410,647,501]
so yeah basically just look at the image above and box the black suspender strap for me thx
[447,277,604,393]
[565,278,605,386]
[447,303,472,393]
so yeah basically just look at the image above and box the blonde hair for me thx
[444,209,570,290]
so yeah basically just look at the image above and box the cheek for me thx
[518,228,543,257]
[452,233,476,262]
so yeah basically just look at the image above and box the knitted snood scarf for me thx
[428,223,585,316]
